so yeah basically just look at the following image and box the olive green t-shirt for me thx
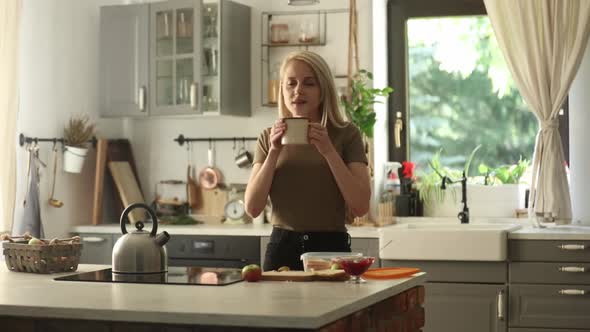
[253,122,368,232]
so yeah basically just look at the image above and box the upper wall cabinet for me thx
[99,0,251,118]
[99,4,149,117]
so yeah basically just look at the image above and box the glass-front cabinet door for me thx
[201,1,219,113]
[150,0,202,115]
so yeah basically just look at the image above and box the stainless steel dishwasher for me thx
[166,235,260,268]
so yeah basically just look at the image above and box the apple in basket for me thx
[241,264,262,282]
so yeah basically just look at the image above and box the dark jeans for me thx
[263,227,351,271]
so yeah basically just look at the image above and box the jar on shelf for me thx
[270,23,289,44]
[267,64,280,104]
[177,12,193,38]
[298,21,317,43]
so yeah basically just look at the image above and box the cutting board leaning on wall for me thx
[108,161,146,224]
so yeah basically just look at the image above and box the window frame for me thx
[386,0,570,165]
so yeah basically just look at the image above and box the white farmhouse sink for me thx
[379,222,522,261]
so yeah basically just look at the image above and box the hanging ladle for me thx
[48,141,64,208]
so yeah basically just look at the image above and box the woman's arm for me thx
[244,149,280,217]
[324,155,371,217]
[308,123,371,216]
[245,120,286,217]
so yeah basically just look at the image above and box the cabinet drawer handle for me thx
[558,266,586,273]
[138,86,147,112]
[82,237,107,243]
[190,82,198,109]
[559,289,586,295]
[557,244,586,250]
[497,290,504,321]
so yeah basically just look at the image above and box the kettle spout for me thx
[156,231,170,246]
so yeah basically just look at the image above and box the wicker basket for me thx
[3,242,83,274]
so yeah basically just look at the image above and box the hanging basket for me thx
[63,146,88,173]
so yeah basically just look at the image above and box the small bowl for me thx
[332,256,375,283]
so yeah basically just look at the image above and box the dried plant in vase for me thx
[62,114,96,173]
[63,114,95,148]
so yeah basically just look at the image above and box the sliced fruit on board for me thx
[362,267,421,280]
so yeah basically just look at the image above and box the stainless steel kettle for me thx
[112,203,170,274]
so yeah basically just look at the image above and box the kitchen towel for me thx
[13,147,44,238]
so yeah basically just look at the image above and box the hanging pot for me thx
[63,145,88,173]
[198,143,223,189]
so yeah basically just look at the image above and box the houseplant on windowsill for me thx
[472,158,530,217]
[341,70,393,140]
[63,114,95,173]
[341,69,393,225]
[417,146,480,217]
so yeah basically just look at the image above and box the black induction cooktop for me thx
[54,266,243,286]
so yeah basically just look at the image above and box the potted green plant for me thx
[478,158,530,185]
[341,69,393,139]
[63,114,95,173]
[469,158,530,217]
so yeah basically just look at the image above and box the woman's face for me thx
[281,60,322,120]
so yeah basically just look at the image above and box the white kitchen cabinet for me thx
[382,260,508,332]
[508,240,590,330]
[99,0,250,117]
[99,4,149,117]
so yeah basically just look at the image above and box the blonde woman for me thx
[245,51,370,271]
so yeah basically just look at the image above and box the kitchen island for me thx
[0,264,426,332]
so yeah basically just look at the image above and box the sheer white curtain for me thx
[484,0,590,223]
[0,0,21,233]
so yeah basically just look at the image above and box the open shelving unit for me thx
[260,8,349,107]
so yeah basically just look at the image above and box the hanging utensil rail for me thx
[174,134,257,146]
[19,133,97,148]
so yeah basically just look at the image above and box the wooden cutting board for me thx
[261,271,315,282]
[108,161,146,223]
[193,187,228,218]
[261,270,349,282]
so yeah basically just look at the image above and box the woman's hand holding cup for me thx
[270,119,286,152]
[308,123,334,157]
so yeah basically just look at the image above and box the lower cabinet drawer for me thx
[77,233,113,264]
[510,262,590,285]
[509,240,590,262]
[509,284,590,329]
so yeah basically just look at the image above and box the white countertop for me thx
[395,217,590,240]
[0,264,425,329]
[509,224,590,240]
[72,218,590,241]
[72,223,382,238]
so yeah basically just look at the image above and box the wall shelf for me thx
[260,8,348,107]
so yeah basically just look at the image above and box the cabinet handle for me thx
[558,266,586,273]
[394,112,403,148]
[138,86,147,112]
[559,289,586,295]
[82,237,106,243]
[557,244,586,250]
[497,290,504,321]
[190,82,198,109]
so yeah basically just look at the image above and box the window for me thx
[407,16,537,170]
[387,0,569,172]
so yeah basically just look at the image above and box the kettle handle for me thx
[120,203,158,237]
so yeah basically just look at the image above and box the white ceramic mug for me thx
[281,117,309,145]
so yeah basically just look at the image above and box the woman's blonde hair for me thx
[277,51,348,128]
